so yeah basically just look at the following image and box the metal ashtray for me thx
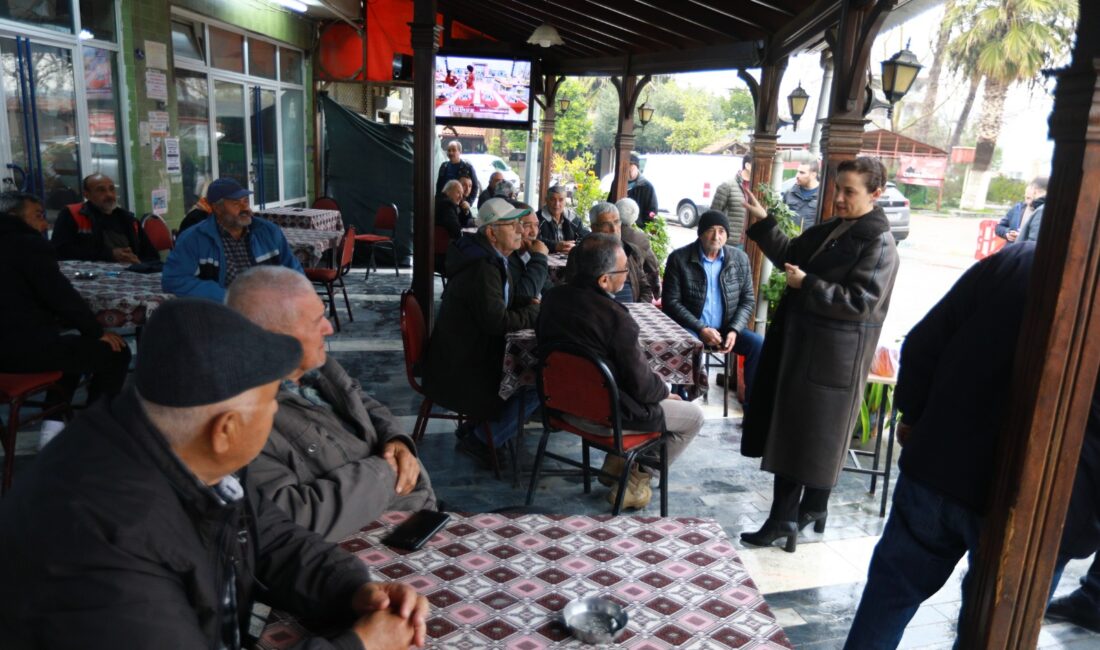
[562,597,628,645]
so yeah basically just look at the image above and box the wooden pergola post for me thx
[537,75,564,209]
[742,59,786,300]
[410,0,439,326]
[608,73,652,203]
[959,3,1100,646]
[818,0,893,222]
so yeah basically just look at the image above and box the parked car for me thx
[779,177,910,241]
[600,153,744,227]
[463,153,522,193]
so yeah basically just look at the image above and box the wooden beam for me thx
[410,0,440,326]
[619,0,767,40]
[538,75,564,207]
[551,0,704,50]
[442,2,599,57]
[548,41,761,76]
[608,74,652,203]
[746,59,786,303]
[767,0,844,63]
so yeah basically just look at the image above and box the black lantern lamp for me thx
[881,39,923,117]
[637,101,654,129]
[557,96,571,114]
[787,82,810,130]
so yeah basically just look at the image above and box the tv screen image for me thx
[435,55,531,126]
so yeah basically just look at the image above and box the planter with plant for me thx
[755,184,802,323]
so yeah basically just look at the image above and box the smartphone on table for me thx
[381,510,451,551]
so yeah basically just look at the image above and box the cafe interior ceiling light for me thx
[881,39,923,116]
[274,0,309,13]
[527,23,564,48]
[787,82,810,130]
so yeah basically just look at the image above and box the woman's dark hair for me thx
[0,190,40,219]
[837,156,888,193]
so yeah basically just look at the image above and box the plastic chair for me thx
[141,213,174,251]
[0,371,71,494]
[305,227,356,332]
[526,345,669,516]
[975,219,1006,260]
[354,204,400,280]
[312,196,340,212]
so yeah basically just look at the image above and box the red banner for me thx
[896,155,947,187]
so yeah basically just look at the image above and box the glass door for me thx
[213,79,247,190]
[250,86,278,208]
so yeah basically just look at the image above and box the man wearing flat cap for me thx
[163,177,304,301]
[0,298,428,649]
[424,198,541,464]
[228,266,437,541]
[663,209,763,405]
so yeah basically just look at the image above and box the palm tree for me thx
[916,0,958,134]
[947,0,1077,210]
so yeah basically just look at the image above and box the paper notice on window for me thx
[148,111,169,135]
[165,137,181,175]
[145,69,168,101]
[144,41,168,70]
[152,188,168,216]
[151,137,164,162]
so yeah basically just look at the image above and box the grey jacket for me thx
[621,224,661,293]
[711,180,748,245]
[1018,205,1044,243]
[250,358,436,541]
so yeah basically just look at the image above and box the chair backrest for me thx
[337,226,357,274]
[374,203,398,231]
[141,213,174,251]
[538,346,622,437]
[974,219,1006,260]
[312,196,340,211]
[399,290,427,393]
[433,224,453,252]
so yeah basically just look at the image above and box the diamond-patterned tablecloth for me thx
[281,228,340,268]
[257,207,343,232]
[499,302,704,400]
[256,512,792,649]
[546,252,568,286]
[59,261,172,328]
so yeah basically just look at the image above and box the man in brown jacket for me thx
[228,266,436,542]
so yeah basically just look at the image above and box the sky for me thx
[672,3,1058,179]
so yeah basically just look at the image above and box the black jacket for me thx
[564,237,653,303]
[435,195,470,240]
[0,216,103,356]
[661,241,755,336]
[423,233,539,419]
[538,283,668,431]
[436,159,480,199]
[508,248,551,300]
[628,175,658,228]
[896,242,1035,511]
[178,205,212,234]
[0,387,372,649]
[51,202,159,262]
[537,208,589,251]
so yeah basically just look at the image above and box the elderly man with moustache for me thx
[507,206,551,300]
[436,140,479,200]
[51,172,158,264]
[0,298,429,649]
[565,202,653,304]
[163,177,303,300]
[228,267,437,542]
[538,184,589,253]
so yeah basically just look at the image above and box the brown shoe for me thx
[606,467,653,510]
[598,453,626,487]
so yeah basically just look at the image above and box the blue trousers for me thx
[844,474,983,649]
[475,386,540,448]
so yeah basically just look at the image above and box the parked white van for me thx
[464,153,522,193]
[601,153,744,227]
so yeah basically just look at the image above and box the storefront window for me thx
[175,69,211,209]
[280,48,302,84]
[82,46,125,200]
[249,38,276,80]
[79,0,116,42]
[171,20,204,62]
[214,80,247,188]
[281,89,304,200]
[0,1,73,35]
[210,26,243,73]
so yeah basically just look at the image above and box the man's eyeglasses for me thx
[606,269,629,275]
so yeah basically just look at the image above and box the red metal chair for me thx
[305,227,356,332]
[975,219,1006,260]
[354,203,400,280]
[312,196,340,212]
[141,213,174,252]
[0,371,71,494]
[526,345,669,515]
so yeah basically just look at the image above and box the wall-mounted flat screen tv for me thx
[435,54,532,129]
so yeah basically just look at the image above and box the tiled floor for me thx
[6,267,1098,649]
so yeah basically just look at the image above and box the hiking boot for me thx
[606,466,652,510]
[597,453,626,487]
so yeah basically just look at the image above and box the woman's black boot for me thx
[740,519,798,553]
[797,510,828,533]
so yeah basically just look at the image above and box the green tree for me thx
[666,94,721,152]
[719,88,755,136]
[552,77,594,156]
[948,0,1077,209]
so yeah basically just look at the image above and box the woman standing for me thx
[740,156,900,552]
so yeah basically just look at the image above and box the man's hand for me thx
[528,239,549,256]
[99,332,127,352]
[352,582,429,647]
[700,327,723,348]
[1006,230,1018,242]
[897,422,913,447]
[460,200,470,211]
[556,240,575,253]
[351,610,420,649]
[743,192,767,223]
[111,247,140,264]
[719,331,737,354]
[667,392,682,401]
[784,263,806,289]
[382,441,421,496]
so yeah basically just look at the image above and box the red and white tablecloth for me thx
[257,512,792,649]
[281,228,341,268]
[500,302,704,400]
[59,261,172,328]
[257,207,343,232]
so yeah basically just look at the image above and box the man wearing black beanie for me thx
[662,210,763,406]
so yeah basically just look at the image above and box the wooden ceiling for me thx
[436,0,832,75]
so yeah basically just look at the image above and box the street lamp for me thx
[558,96,571,114]
[787,82,810,130]
[637,101,654,129]
[881,39,923,117]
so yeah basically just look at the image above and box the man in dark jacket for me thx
[625,152,658,229]
[538,234,703,509]
[995,177,1047,243]
[616,197,662,295]
[662,210,762,403]
[782,161,821,231]
[424,199,541,460]
[479,171,504,208]
[538,185,589,253]
[436,140,479,200]
[0,298,428,649]
[0,191,130,416]
[565,202,653,304]
[229,267,437,542]
[51,173,158,264]
[508,208,551,300]
[845,242,1037,649]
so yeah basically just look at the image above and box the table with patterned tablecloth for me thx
[256,207,343,232]
[500,302,704,400]
[257,512,792,649]
[281,228,340,268]
[545,252,568,286]
[59,261,172,328]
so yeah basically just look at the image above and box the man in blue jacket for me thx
[163,178,303,300]
[995,177,1047,243]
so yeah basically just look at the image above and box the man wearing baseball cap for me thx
[163,177,304,301]
[0,298,428,648]
[424,198,541,464]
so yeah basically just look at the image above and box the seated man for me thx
[163,177,303,301]
[538,234,703,509]
[578,202,653,304]
[435,179,469,240]
[616,197,661,296]
[479,171,504,208]
[423,199,540,462]
[662,210,763,404]
[0,298,428,648]
[228,267,437,541]
[51,173,158,264]
[538,185,589,253]
[178,182,213,234]
[508,206,551,300]
[0,190,130,443]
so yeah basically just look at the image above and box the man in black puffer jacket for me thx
[662,210,763,404]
